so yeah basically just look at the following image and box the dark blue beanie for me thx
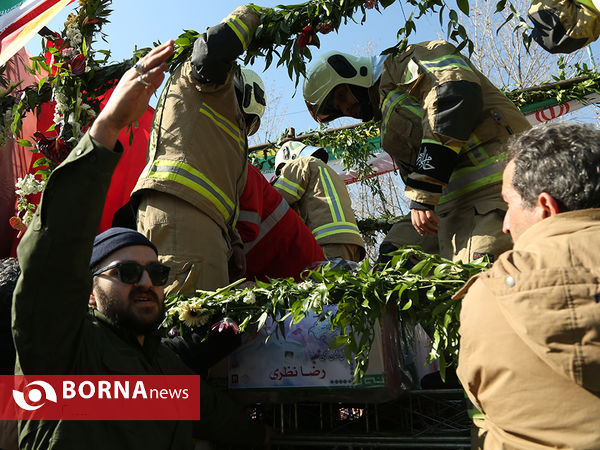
[90,227,158,268]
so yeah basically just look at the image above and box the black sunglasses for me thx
[92,261,170,286]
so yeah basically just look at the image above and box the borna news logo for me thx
[13,380,58,411]
[0,375,200,420]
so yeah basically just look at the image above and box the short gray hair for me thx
[507,122,600,211]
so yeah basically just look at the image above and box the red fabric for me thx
[238,163,324,281]
[1,48,52,257]
[5,85,153,255]
[97,89,154,232]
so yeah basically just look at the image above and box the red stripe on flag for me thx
[0,0,72,41]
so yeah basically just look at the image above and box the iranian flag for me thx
[0,0,73,66]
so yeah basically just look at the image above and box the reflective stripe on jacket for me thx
[273,156,365,255]
[132,6,259,241]
[378,40,531,207]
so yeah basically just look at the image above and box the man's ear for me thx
[89,291,97,307]
[537,192,561,219]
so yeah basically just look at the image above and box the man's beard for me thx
[96,287,165,336]
[348,85,375,121]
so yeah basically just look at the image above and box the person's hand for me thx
[411,208,440,236]
[228,245,246,282]
[90,40,174,149]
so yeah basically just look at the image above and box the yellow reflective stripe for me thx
[468,408,485,420]
[318,166,346,223]
[313,222,362,240]
[381,89,422,137]
[419,54,472,73]
[199,103,245,152]
[576,0,598,11]
[147,160,235,221]
[224,16,251,50]
[460,135,491,165]
[421,138,461,154]
[439,154,507,204]
[274,176,305,201]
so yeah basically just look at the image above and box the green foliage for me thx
[506,58,600,108]
[164,246,487,382]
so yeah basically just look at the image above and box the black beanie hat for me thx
[90,227,158,268]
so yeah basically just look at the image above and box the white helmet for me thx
[274,141,328,175]
[235,67,266,136]
[303,51,386,123]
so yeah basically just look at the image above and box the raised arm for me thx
[13,41,174,374]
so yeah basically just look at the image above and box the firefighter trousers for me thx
[137,190,231,296]
[321,243,363,263]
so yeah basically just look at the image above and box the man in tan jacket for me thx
[456,122,600,449]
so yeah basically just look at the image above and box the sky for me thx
[25,0,442,144]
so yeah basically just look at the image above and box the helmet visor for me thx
[245,114,260,136]
[305,97,342,123]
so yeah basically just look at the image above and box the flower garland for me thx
[164,247,488,381]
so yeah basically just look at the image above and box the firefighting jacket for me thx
[132,6,260,246]
[529,0,600,53]
[273,156,365,257]
[237,163,324,281]
[456,209,600,449]
[378,40,530,209]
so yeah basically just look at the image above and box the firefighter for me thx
[529,0,600,53]
[273,141,365,262]
[237,163,325,282]
[303,41,531,263]
[132,6,267,295]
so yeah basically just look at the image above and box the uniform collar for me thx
[514,208,600,250]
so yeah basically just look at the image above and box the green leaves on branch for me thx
[164,246,488,382]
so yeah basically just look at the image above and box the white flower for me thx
[21,210,35,226]
[61,47,77,58]
[66,25,82,47]
[243,291,256,304]
[15,175,45,197]
[178,303,210,327]
[297,281,313,291]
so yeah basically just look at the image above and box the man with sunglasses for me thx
[132,6,268,295]
[12,41,268,450]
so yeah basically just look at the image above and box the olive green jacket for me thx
[12,134,264,449]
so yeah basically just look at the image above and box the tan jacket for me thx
[273,156,365,258]
[529,0,600,53]
[132,7,260,245]
[456,209,600,449]
[378,40,530,208]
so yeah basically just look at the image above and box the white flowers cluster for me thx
[15,175,46,225]
[80,102,96,119]
[66,25,82,47]
[15,174,45,197]
[61,47,77,58]
[243,291,256,304]
[52,87,69,124]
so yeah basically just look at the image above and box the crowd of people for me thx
[1,4,599,449]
